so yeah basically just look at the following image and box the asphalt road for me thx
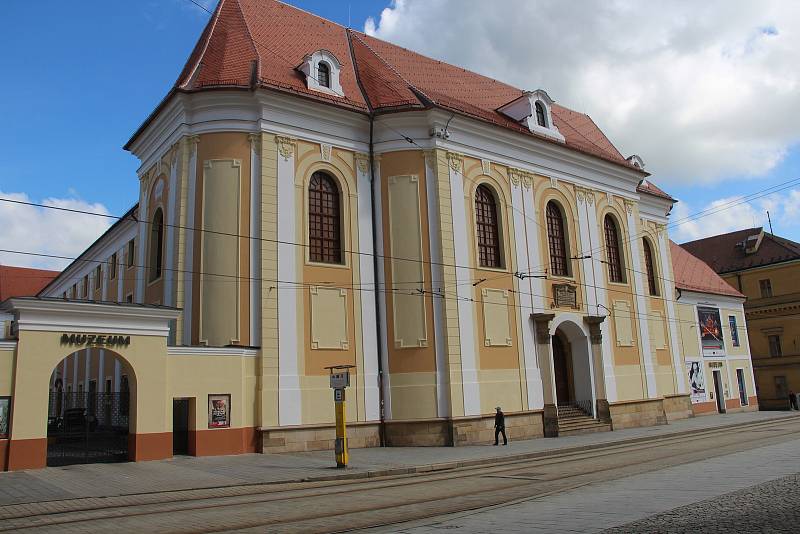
[1,416,798,533]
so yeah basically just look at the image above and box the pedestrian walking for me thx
[494,406,508,446]
[789,390,799,411]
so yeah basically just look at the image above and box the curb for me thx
[293,413,800,484]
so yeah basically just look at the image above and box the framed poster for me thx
[687,362,706,403]
[208,394,231,429]
[698,306,724,356]
[0,397,11,438]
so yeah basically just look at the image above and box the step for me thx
[559,423,612,436]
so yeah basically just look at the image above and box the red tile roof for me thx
[129,0,663,182]
[670,241,743,298]
[0,265,60,302]
[680,228,800,275]
[637,179,674,201]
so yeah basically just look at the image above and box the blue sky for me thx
[1,0,798,270]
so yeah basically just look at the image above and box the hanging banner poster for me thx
[687,362,706,403]
[208,394,231,428]
[698,306,725,356]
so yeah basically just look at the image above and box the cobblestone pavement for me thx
[0,411,792,507]
[604,474,800,533]
[384,435,800,534]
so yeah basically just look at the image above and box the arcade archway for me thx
[47,348,136,466]
[553,320,594,417]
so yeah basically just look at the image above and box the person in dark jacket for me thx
[494,406,508,446]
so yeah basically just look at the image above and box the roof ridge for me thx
[233,0,262,82]
[681,227,761,246]
[347,30,434,105]
[179,0,227,89]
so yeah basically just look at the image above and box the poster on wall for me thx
[0,397,10,438]
[208,394,231,428]
[0,397,11,438]
[687,362,706,403]
[698,306,725,356]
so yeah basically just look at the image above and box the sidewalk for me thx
[0,411,795,506]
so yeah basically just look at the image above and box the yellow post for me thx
[334,389,348,467]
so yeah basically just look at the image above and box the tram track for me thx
[1,416,798,533]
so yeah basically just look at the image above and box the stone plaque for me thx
[552,284,578,310]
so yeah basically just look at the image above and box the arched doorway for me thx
[47,348,135,466]
[552,322,595,417]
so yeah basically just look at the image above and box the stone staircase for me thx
[557,404,612,436]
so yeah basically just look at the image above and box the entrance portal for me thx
[552,322,595,417]
[47,349,133,466]
[173,398,190,455]
[552,334,573,404]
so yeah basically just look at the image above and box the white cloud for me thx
[365,1,800,184]
[671,189,800,242]
[0,192,112,271]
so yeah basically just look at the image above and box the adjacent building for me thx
[0,265,59,338]
[0,0,757,471]
[682,228,800,409]
[670,243,757,415]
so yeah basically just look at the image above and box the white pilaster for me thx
[183,138,198,345]
[276,138,302,425]
[164,151,179,306]
[658,227,687,394]
[117,245,124,302]
[511,176,543,410]
[135,180,149,304]
[357,155,381,421]
[425,152,450,418]
[448,155,480,416]
[627,205,657,397]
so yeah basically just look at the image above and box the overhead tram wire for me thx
[0,247,752,333]
[3,176,795,313]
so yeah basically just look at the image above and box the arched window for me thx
[309,172,342,264]
[475,184,502,268]
[604,215,624,283]
[148,208,164,281]
[643,238,659,296]
[535,101,547,127]
[317,62,330,88]
[546,201,569,276]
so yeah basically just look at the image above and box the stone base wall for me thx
[663,394,693,422]
[385,419,451,447]
[609,398,668,430]
[260,422,381,453]
[451,411,543,446]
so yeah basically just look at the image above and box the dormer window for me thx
[317,62,330,88]
[299,50,343,96]
[497,89,565,142]
[535,101,547,127]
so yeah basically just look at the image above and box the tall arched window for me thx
[535,101,547,127]
[148,208,164,281]
[317,62,330,88]
[309,172,342,264]
[546,201,569,276]
[604,214,624,283]
[643,238,659,296]
[475,184,502,268]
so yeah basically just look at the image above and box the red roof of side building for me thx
[0,265,60,302]
[670,241,743,298]
[127,0,667,188]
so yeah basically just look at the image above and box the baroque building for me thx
[0,0,757,469]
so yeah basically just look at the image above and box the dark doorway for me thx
[736,369,748,406]
[173,398,190,456]
[552,334,572,404]
[712,370,726,414]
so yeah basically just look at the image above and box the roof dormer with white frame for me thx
[298,49,344,97]
[497,89,565,143]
